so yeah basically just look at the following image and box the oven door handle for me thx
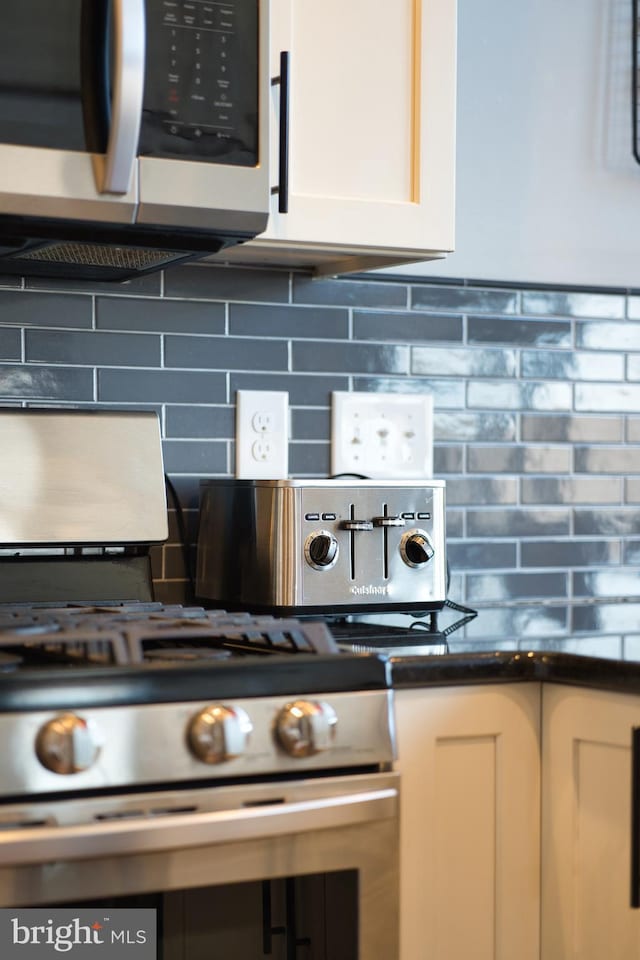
[0,786,398,867]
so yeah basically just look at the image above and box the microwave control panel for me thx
[140,0,259,167]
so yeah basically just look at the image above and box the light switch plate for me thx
[235,390,289,479]
[331,391,433,479]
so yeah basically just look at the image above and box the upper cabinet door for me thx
[262,0,456,260]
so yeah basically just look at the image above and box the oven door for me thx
[0,772,399,960]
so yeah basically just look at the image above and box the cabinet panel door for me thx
[542,686,640,960]
[264,0,456,255]
[395,684,540,960]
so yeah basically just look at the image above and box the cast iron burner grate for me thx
[0,603,338,669]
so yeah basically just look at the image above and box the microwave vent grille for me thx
[11,243,186,271]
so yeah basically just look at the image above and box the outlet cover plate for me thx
[331,391,433,479]
[236,390,289,479]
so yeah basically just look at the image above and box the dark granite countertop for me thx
[331,621,640,696]
[388,648,640,697]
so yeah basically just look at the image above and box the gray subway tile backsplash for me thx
[434,412,517,442]
[0,291,93,328]
[354,376,466,408]
[293,275,407,308]
[575,383,640,413]
[230,372,348,405]
[354,310,463,344]
[1,267,639,645]
[521,349,624,381]
[97,297,226,335]
[575,446,640,474]
[467,380,572,411]
[230,303,349,340]
[162,439,228,475]
[412,346,516,377]
[522,476,623,504]
[467,444,571,474]
[522,290,625,320]
[0,329,21,361]
[165,264,290,303]
[574,509,640,536]
[577,321,640,351]
[0,364,93,400]
[165,405,235,439]
[98,368,226,404]
[25,330,161,367]
[166,334,289,372]
[467,315,571,347]
[411,284,519,315]
[466,508,570,538]
[466,572,568,602]
[521,539,621,568]
[293,341,409,375]
[447,541,517,570]
[291,408,332,441]
[521,414,624,443]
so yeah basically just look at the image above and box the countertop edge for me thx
[389,649,640,696]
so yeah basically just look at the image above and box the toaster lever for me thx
[372,516,406,527]
[340,520,374,531]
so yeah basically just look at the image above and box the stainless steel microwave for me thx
[0,0,270,281]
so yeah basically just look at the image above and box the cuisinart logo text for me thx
[350,584,390,596]
[0,909,156,958]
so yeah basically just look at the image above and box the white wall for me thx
[385,0,640,288]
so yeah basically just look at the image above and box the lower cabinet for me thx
[395,684,541,960]
[541,685,640,960]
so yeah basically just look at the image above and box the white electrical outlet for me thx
[331,391,433,479]
[235,390,289,479]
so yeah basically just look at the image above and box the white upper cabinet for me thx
[227,0,457,274]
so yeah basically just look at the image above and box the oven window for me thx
[0,0,86,151]
[46,873,359,960]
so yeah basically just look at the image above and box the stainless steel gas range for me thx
[0,410,399,960]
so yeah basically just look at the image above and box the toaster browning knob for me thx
[400,530,435,567]
[35,713,101,775]
[275,700,338,758]
[188,705,253,765]
[304,531,339,569]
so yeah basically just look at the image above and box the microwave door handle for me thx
[100,0,146,195]
[80,0,110,154]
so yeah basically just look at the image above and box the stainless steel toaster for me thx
[196,479,447,615]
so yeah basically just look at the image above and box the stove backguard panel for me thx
[0,409,168,546]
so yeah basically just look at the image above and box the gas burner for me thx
[144,647,233,662]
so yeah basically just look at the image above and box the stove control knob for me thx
[275,700,338,758]
[304,531,339,570]
[188,704,253,765]
[400,529,435,568]
[35,713,101,775]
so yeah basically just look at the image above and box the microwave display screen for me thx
[139,0,260,167]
